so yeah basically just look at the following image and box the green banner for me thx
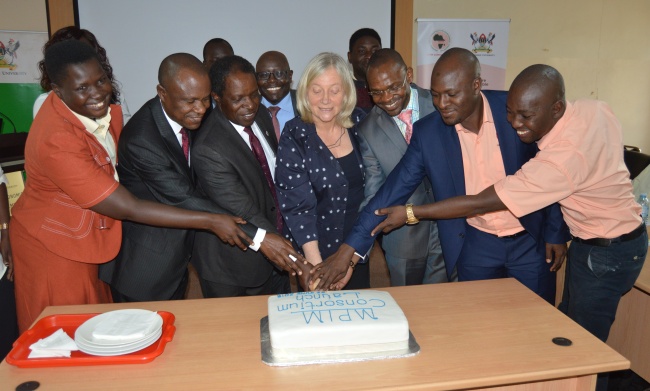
[0,83,43,134]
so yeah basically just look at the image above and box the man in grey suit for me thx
[100,53,304,302]
[192,55,308,297]
[255,51,298,141]
[358,49,451,285]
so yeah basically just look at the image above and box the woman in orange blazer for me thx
[10,40,251,333]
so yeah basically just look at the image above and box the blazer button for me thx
[271,206,276,211]
[459,233,465,238]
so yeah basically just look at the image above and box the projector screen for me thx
[77,0,392,116]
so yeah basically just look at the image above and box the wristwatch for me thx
[405,204,419,225]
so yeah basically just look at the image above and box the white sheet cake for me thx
[267,290,409,359]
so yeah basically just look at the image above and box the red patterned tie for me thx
[268,106,281,141]
[180,127,190,161]
[242,126,283,232]
[397,109,413,144]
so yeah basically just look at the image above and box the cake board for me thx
[259,316,420,366]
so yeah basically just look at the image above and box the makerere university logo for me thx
[0,38,21,70]
[470,32,496,53]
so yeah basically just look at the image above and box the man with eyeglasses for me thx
[255,51,298,141]
[317,48,569,304]
[355,48,449,286]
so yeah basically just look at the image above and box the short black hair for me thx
[44,40,101,85]
[209,55,255,97]
[202,38,234,59]
[349,28,381,52]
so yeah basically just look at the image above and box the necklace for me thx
[326,127,346,149]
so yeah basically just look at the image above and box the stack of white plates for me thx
[74,309,163,356]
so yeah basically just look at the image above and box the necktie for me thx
[242,126,283,232]
[268,106,281,141]
[180,127,190,161]
[397,109,413,144]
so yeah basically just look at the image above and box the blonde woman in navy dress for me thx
[275,52,369,290]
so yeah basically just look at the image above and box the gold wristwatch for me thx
[405,204,419,225]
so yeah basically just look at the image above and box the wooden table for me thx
[0,279,629,391]
[607,247,650,382]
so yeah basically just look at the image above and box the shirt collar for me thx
[68,105,112,137]
[262,93,293,113]
[538,101,573,150]
[455,92,493,134]
[161,102,184,136]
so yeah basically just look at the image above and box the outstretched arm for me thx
[371,185,506,235]
[91,184,252,250]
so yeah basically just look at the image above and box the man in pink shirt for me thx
[372,65,647,368]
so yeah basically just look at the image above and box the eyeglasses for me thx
[368,74,408,97]
[256,70,290,80]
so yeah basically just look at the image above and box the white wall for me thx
[78,0,392,114]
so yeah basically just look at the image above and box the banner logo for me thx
[430,30,450,51]
[470,32,496,53]
[0,38,20,70]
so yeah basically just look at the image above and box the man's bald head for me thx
[510,64,565,105]
[506,64,566,143]
[429,48,482,129]
[156,53,211,130]
[158,53,207,88]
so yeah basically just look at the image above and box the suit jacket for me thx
[275,109,366,260]
[191,105,279,287]
[346,91,570,278]
[357,85,439,259]
[98,96,256,300]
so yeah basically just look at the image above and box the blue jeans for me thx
[558,230,647,391]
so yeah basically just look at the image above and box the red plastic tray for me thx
[6,311,176,368]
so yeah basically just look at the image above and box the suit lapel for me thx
[150,98,191,175]
[376,110,408,153]
[441,124,466,195]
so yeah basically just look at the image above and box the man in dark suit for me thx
[100,53,304,302]
[192,55,306,297]
[358,49,449,286]
[255,51,298,141]
[316,49,570,304]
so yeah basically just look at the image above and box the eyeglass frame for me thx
[256,70,291,81]
[367,73,409,97]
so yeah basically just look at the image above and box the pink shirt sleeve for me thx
[494,144,581,218]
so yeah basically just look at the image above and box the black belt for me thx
[572,223,646,247]
[498,230,528,239]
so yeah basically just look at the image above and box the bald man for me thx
[100,53,305,302]
[369,64,646,391]
[317,49,569,304]
[255,51,298,140]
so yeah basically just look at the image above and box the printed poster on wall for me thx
[416,19,510,90]
[0,30,47,135]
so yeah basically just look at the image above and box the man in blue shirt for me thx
[255,51,298,141]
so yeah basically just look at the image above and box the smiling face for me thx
[367,62,412,117]
[157,68,212,130]
[506,84,564,144]
[52,58,112,119]
[215,71,261,127]
[256,52,293,105]
[306,67,345,127]
[348,36,381,82]
[430,58,481,128]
